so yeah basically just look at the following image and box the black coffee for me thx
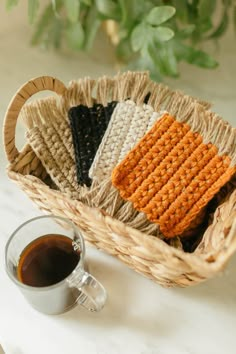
[17,234,80,287]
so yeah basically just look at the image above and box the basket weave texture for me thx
[3,73,236,288]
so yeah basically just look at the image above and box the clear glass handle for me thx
[67,268,107,312]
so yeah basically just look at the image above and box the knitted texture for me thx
[69,102,117,186]
[112,113,236,238]
[24,98,161,237]
[89,100,164,182]
[26,125,80,199]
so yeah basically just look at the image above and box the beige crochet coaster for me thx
[89,100,164,182]
[24,98,80,199]
[26,125,80,199]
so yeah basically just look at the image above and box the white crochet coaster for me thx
[89,100,164,181]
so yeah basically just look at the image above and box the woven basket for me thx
[3,75,236,288]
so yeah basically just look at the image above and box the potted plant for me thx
[6,0,235,80]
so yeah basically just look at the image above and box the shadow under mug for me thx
[5,215,107,315]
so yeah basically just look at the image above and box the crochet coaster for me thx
[69,102,117,186]
[24,97,81,199]
[112,113,236,238]
[26,125,80,199]
[89,100,164,181]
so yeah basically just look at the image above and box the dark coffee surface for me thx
[17,234,80,287]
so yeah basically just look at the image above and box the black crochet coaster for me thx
[69,101,117,187]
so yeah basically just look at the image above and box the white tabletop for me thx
[0,3,236,354]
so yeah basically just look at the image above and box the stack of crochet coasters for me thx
[112,112,236,238]
[23,72,226,244]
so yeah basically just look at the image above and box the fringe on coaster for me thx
[147,83,236,166]
[79,178,162,237]
[22,70,213,163]
[62,72,236,166]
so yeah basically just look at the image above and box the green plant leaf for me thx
[198,19,213,34]
[83,6,101,50]
[131,22,149,51]
[208,9,229,39]
[31,3,54,45]
[174,42,218,68]
[198,0,216,19]
[65,0,80,23]
[172,1,188,23]
[66,22,84,50]
[129,51,163,81]
[51,0,57,13]
[82,0,92,5]
[51,0,63,14]
[222,0,232,6]
[51,17,63,48]
[146,6,176,26]
[234,6,236,34]
[118,0,153,28]
[154,26,174,42]
[190,51,218,68]
[95,0,121,21]
[116,38,133,61]
[164,45,178,77]
[148,43,178,77]
[148,44,166,75]
[28,0,39,24]
[177,24,196,39]
[6,0,18,10]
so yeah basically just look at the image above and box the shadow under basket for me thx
[3,75,236,288]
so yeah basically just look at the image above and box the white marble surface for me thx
[0,2,236,354]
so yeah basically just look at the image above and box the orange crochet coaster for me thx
[112,113,236,238]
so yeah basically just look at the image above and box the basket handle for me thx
[3,76,66,163]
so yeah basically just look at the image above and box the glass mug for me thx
[5,215,107,315]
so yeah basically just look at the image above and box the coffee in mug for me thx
[5,215,107,314]
[17,234,81,287]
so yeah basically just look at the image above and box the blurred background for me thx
[0,2,235,353]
